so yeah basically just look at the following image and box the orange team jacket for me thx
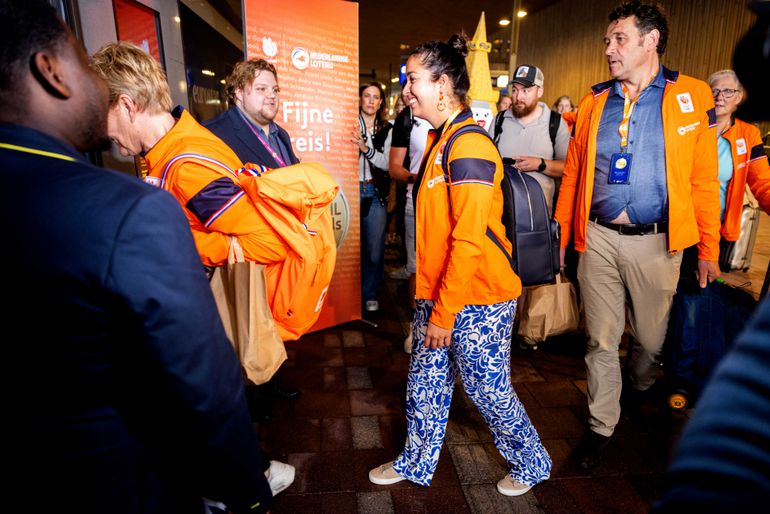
[720,117,770,241]
[414,109,520,330]
[554,67,722,261]
[143,108,287,267]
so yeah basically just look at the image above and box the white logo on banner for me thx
[291,47,309,70]
[262,37,278,57]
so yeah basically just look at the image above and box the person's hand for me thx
[510,155,541,172]
[351,128,368,154]
[696,259,720,288]
[560,247,567,269]
[424,321,452,349]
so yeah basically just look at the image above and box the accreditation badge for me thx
[608,152,632,184]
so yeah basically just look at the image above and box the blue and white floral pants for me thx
[392,299,552,486]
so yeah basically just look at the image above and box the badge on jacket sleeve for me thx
[144,176,161,187]
[736,138,747,155]
[676,93,694,113]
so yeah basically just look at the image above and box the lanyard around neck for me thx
[0,142,75,162]
[618,72,658,150]
[237,109,286,167]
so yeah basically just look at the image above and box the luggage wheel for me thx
[668,391,688,410]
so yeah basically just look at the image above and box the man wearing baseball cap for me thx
[490,64,570,214]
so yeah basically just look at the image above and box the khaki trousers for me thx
[577,222,682,436]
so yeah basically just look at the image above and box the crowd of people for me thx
[3,0,770,512]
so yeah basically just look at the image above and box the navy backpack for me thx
[441,124,561,287]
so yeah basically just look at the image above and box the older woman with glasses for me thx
[707,70,770,248]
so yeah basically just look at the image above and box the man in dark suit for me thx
[0,2,273,512]
[205,59,299,168]
[206,59,301,403]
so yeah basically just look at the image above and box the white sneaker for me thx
[403,323,413,354]
[496,475,532,496]
[266,460,295,496]
[365,300,379,312]
[369,461,406,485]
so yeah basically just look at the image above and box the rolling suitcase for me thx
[665,277,758,409]
[719,188,761,272]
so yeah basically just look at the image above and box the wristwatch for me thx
[537,158,546,172]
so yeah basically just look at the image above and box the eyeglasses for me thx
[712,88,740,99]
[253,85,280,96]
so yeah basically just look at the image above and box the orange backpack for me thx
[238,162,338,341]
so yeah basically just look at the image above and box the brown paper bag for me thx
[210,238,286,385]
[518,272,579,343]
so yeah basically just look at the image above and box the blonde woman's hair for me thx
[90,42,172,113]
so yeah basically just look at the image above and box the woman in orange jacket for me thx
[707,70,770,242]
[367,35,551,497]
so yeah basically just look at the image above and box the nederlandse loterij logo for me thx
[291,47,310,70]
[262,37,278,57]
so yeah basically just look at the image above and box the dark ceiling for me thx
[358,0,557,81]
[207,0,557,83]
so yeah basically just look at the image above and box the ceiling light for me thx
[173,15,180,23]
[201,69,215,77]
[391,77,399,83]
[220,79,226,84]
[499,18,511,26]
[517,10,527,18]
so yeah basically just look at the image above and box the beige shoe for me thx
[403,323,413,354]
[496,475,532,496]
[368,461,406,485]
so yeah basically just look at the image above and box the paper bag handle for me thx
[227,236,246,264]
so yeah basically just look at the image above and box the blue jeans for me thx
[360,182,386,302]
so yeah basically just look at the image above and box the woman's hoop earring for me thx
[437,91,447,112]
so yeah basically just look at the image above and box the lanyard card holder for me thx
[608,152,632,184]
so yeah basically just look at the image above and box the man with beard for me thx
[0,1,273,512]
[490,64,570,214]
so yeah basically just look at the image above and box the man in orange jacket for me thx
[554,1,721,471]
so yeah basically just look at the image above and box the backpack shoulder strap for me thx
[440,123,494,182]
[493,110,506,145]
[548,110,561,150]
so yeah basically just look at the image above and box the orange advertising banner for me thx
[243,0,360,331]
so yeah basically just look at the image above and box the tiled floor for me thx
[260,223,769,513]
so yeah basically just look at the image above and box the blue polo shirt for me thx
[591,66,668,224]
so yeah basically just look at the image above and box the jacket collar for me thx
[591,65,680,96]
[0,123,88,163]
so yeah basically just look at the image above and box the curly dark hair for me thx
[225,59,278,103]
[410,34,470,108]
[609,1,669,56]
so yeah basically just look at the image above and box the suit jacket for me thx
[205,107,299,168]
[0,124,272,514]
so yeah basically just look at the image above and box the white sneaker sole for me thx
[496,480,532,496]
